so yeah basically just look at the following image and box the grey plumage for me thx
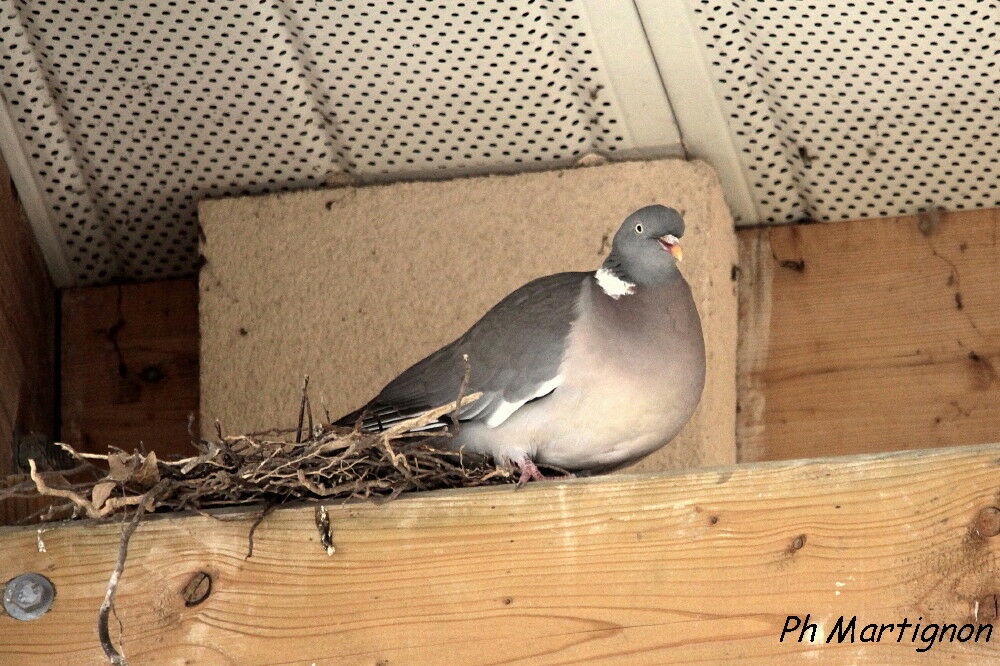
[355,272,586,432]
[339,205,705,479]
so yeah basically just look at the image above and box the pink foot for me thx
[515,458,575,487]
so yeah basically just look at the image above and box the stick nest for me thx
[1,393,514,524]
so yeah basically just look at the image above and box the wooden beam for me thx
[2,443,999,663]
[0,155,56,523]
[737,208,1000,462]
[60,280,198,459]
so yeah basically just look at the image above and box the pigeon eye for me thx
[634,224,643,234]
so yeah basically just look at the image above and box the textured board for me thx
[200,159,738,474]
[737,208,1000,462]
[0,155,54,462]
[0,154,56,524]
[2,443,1000,663]
[61,280,199,460]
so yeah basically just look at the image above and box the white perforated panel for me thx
[1,0,997,285]
[639,0,999,224]
[0,0,677,286]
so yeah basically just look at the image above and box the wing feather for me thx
[352,272,587,432]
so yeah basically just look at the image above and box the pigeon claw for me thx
[515,458,575,488]
[516,459,545,487]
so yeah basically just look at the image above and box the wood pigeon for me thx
[338,205,705,483]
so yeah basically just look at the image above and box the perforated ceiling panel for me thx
[1,0,998,286]
[0,0,678,286]
[637,0,999,224]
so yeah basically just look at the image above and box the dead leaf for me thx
[133,451,160,488]
[91,481,116,510]
[107,452,136,482]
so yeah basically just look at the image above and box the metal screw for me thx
[3,573,55,621]
[138,364,165,383]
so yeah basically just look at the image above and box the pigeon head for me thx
[596,205,685,298]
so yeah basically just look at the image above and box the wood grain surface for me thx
[1,442,999,663]
[737,208,1000,461]
[61,279,199,459]
[0,155,56,524]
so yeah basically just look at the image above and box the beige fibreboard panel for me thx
[199,160,737,472]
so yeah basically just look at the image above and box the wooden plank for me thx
[2,443,1000,663]
[61,280,198,459]
[0,155,57,523]
[737,208,1000,462]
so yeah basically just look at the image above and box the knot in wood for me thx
[787,534,807,553]
[973,506,1000,538]
[974,594,999,623]
[182,571,212,607]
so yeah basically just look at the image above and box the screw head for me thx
[3,573,55,621]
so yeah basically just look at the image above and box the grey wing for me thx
[356,271,588,432]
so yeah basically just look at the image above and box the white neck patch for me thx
[595,267,635,299]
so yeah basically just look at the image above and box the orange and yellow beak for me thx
[657,234,683,261]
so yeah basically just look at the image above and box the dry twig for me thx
[97,481,167,666]
[245,501,279,559]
